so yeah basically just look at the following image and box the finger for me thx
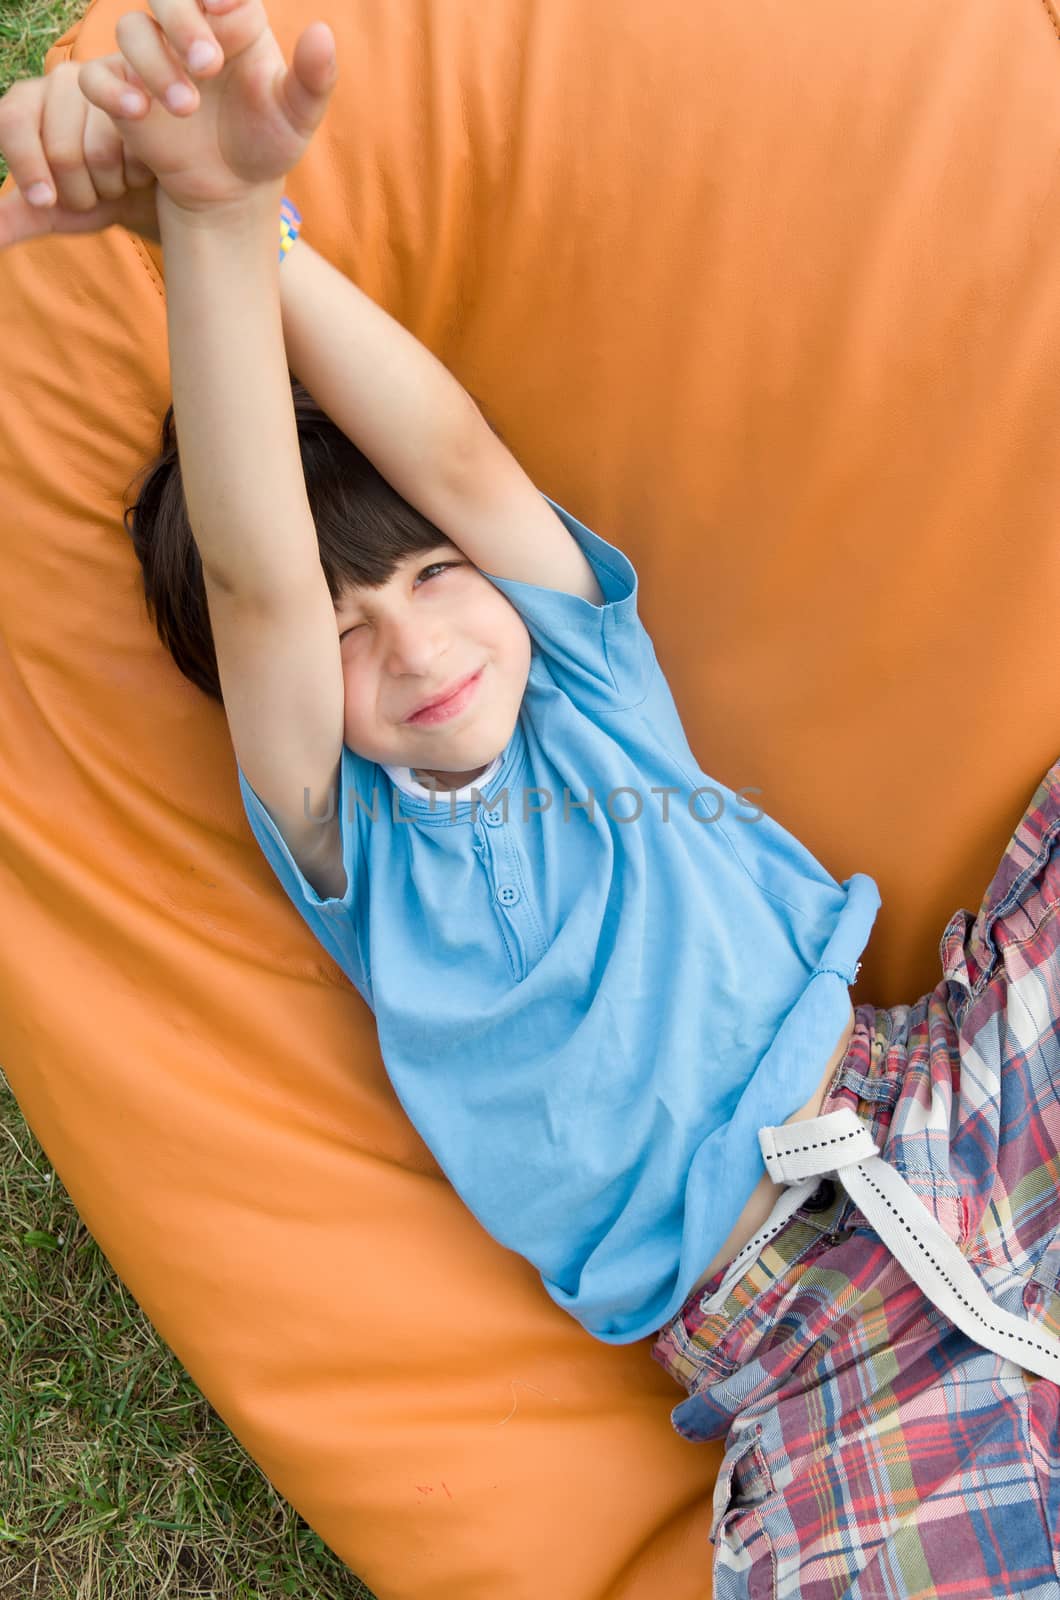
[163,0,276,83]
[143,0,226,79]
[116,0,225,116]
[83,102,131,202]
[113,9,206,117]
[78,55,152,122]
[276,21,338,136]
[0,76,58,208]
[38,63,96,213]
[0,185,129,252]
[0,187,54,250]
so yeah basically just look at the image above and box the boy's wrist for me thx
[156,181,286,234]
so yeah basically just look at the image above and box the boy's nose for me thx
[384,617,446,675]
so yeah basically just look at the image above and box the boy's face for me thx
[334,542,531,788]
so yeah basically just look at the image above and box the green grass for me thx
[0,6,379,1596]
[0,1085,379,1598]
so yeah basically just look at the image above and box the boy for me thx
[2,7,1059,1591]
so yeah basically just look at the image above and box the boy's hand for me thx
[0,61,160,252]
[0,0,336,251]
[77,0,338,216]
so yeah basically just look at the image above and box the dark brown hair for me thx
[122,373,503,704]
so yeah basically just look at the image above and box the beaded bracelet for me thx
[279,196,303,263]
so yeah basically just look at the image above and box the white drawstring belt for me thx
[699,1106,1060,1386]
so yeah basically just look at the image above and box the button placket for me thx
[473,813,529,981]
[479,808,548,974]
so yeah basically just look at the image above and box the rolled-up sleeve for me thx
[480,494,655,711]
[237,748,374,1010]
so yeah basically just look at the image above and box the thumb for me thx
[275,21,338,137]
[0,188,54,253]
[0,186,127,254]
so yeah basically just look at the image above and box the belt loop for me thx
[758,1108,881,1185]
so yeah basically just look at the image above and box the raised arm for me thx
[159,184,318,598]
[157,183,352,897]
[278,241,605,606]
[1,0,601,606]
[165,179,591,611]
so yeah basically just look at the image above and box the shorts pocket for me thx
[710,1423,775,1540]
[711,1426,778,1599]
[1023,1233,1060,1343]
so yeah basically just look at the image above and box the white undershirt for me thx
[381,752,504,802]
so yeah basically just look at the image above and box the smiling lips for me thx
[405,668,484,726]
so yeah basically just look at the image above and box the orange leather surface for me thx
[2,1,1058,1595]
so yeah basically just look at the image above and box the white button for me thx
[483,808,504,827]
[496,885,520,906]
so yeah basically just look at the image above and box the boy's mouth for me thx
[405,667,484,726]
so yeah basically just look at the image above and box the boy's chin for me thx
[412,760,496,790]
[405,731,512,788]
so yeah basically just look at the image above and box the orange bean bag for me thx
[2,0,1059,1594]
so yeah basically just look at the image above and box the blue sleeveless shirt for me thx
[237,495,880,1343]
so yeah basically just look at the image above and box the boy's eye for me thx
[338,560,461,641]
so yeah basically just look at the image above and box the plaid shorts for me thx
[651,757,1060,1599]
